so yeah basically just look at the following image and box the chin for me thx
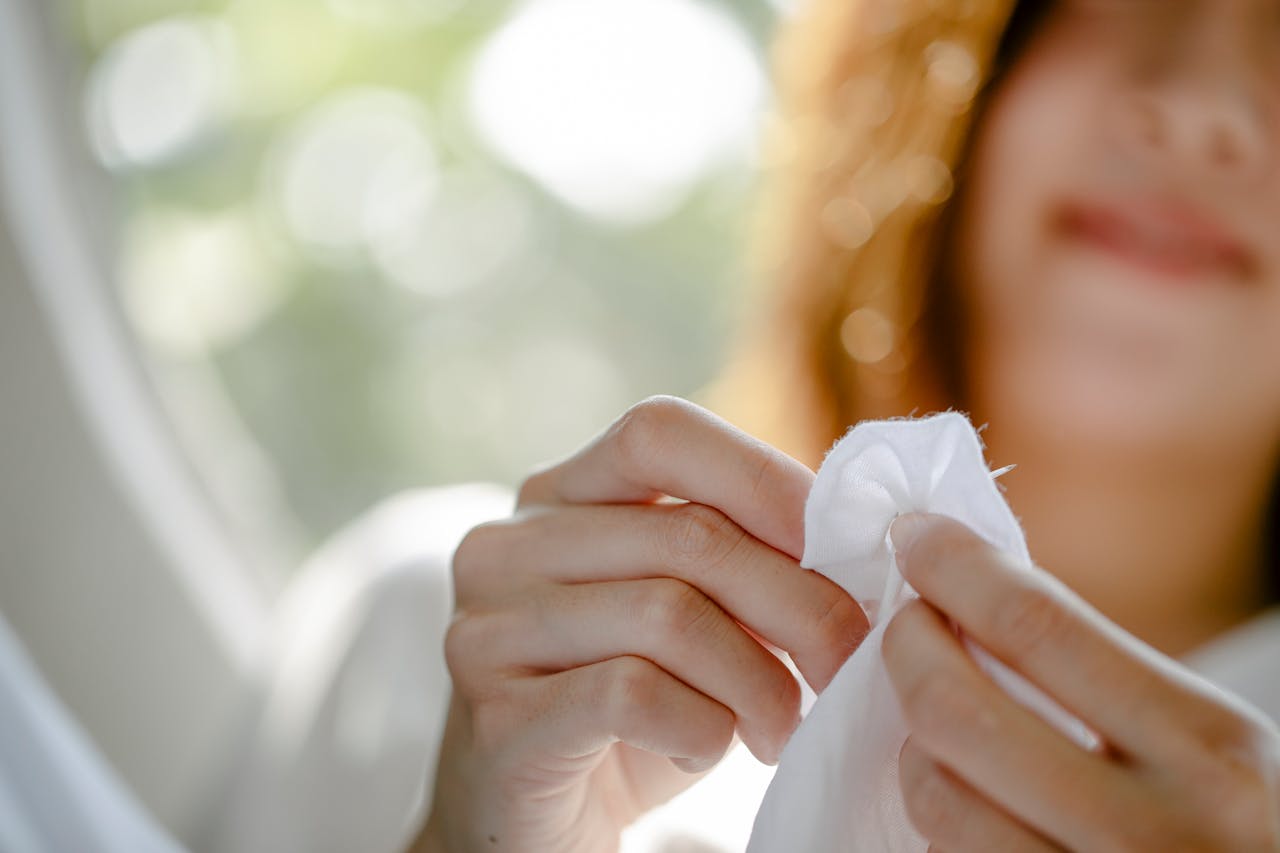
[964,242,1249,446]
[970,323,1237,461]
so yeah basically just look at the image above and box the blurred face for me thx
[953,0,1280,457]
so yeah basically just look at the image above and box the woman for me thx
[417,0,1280,849]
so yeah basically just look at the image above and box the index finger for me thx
[889,512,1227,762]
[521,395,815,561]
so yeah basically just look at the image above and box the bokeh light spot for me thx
[370,167,534,299]
[465,0,766,224]
[264,88,438,257]
[122,207,290,354]
[85,16,234,170]
[841,307,896,365]
[821,196,875,250]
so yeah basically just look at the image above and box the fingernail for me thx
[889,512,930,556]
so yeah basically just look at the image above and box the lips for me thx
[1057,196,1255,284]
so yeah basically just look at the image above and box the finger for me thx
[505,655,738,773]
[452,501,868,692]
[899,736,1063,852]
[519,396,814,560]
[882,598,1143,851]
[478,578,802,763]
[889,512,1230,761]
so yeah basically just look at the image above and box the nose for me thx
[1112,38,1270,182]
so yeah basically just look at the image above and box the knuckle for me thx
[451,520,505,588]
[1187,703,1262,758]
[442,611,475,675]
[909,519,984,574]
[663,503,744,571]
[1190,720,1277,830]
[450,523,487,581]
[602,655,662,718]
[811,591,869,656]
[902,759,960,840]
[900,669,983,743]
[882,598,928,662]
[515,463,556,507]
[745,450,777,505]
[994,582,1072,658]
[646,578,719,641]
[443,609,497,693]
[633,394,691,420]
[612,396,685,470]
[451,515,538,603]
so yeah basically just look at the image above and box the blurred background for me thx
[63,0,793,565]
[0,3,796,848]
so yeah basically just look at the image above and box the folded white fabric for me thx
[747,412,1094,852]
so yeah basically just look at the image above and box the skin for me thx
[886,512,1280,851]
[417,0,1280,849]
[418,397,867,852]
[954,0,1280,658]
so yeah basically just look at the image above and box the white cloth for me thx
[746,412,1095,852]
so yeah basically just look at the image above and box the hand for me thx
[418,396,869,853]
[882,512,1280,852]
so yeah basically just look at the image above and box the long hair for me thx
[703,0,1041,468]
